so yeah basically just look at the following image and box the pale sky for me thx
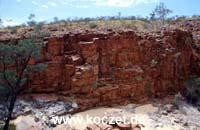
[0,0,200,26]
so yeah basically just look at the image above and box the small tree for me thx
[152,2,172,25]
[53,17,59,23]
[0,19,3,28]
[117,12,121,19]
[27,13,36,26]
[149,12,156,21]
[0,37,46,130]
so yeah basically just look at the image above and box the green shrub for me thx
[0,86,9,102]
[185,77,200,104]
[145,83,152,97]
[172,92,182,107]
[92,80,98,90]
[89,23,98,29]
[174,52,181,59]
[150,59,158,67]
[135,76,143,81]
[0,124,16,130]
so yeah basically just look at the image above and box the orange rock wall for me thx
[28,29,196,107]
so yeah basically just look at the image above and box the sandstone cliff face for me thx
[0,28,198,108]
[22,29,196,107]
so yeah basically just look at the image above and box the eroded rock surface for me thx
[31,30,197,108]
[0,29,199,110]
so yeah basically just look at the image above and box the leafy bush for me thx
[89,23,98,29]
[172,92,182,107]
[185,77,200,104]
[27,21,36,26]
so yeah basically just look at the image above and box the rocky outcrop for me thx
[0,29,198,109]
[19,29,196,109]
[173,19,200,75]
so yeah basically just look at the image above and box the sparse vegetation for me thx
[1,14,200,34]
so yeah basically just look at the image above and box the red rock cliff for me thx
[23,29,197,107]
[0,29,198,108]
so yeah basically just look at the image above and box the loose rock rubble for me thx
[84,103,200,130]
[1,101,200,130]
[86,110,141,130]
[0,98,78,129]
